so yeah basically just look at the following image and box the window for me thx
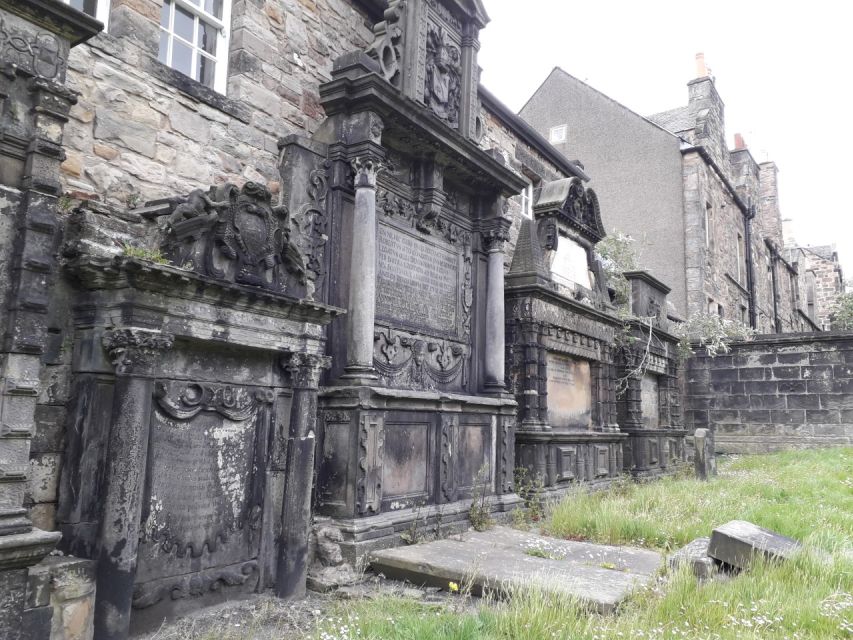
[159,0,231,93]
[736,233,745,283]
[549,124,567,144]
[704,202,712,249]
[520,182,533,218]
[62,0,110,27]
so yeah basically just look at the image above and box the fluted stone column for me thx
[342,157,382,384]
[481,218,511,391]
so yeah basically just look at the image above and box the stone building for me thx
[519,56,815,333]
[785,244,845,330]
[0,0,688,637]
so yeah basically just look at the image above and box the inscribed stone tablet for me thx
[376,224,459,333]
[546,353,592,428]
[551,236,591,290]
[641,374,660,428]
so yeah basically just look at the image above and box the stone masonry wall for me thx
[60,0,375,206]
[685,332,853,453]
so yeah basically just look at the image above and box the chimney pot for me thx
[734,133,746,150]
[695,52,707,78]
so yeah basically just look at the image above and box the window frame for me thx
[520,182,534,219]
[61,0,110,29]
[549,124,567,144]
[158,0,232,94]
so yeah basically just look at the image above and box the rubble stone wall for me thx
[685,332,853,453]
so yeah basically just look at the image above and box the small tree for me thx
[829,292,853,331]
[672,312,756,360]
[595,230,637,307]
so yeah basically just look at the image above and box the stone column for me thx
[94,329,173,640]
[481,218,511,391]
[0,2,99,637]
[342,157,382,384]
[277,352,330,599]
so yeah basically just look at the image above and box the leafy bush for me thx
[672,312,755,360]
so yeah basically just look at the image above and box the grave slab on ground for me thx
[708,520,801,569]
[369,526,662,613]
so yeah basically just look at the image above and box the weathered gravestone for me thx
[668,537,719,580]
[505,184,626,492]
[277,0,527,563]
[694,427,716,480]
[617,272,686,477]
[56,181,339,637]
[708,520,801,569]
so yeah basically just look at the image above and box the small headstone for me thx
[668,537,719,580]
[707,520,801,569]
[693,428,716,480]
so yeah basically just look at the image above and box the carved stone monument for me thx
[56,180,339,637]
[0,1,99,637]
[278,0,526,560]
[506,178,625,493]
[617,271,687,477]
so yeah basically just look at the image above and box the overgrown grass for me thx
[315,448,853,639]
[546,448,852,552]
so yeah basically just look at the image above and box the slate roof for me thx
[646,106,694,134]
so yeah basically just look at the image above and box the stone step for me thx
[369,526,662,613]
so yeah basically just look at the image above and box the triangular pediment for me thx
[444,0,489,27]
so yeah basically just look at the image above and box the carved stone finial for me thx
[365,0,406,86]
[102,328,174,375]
[351,157,383,189]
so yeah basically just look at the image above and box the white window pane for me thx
[174,5,194,42]
[204,0,223,19]
[198,54,216,87]
[160,0,171,28]
[158,31,169,64]
[172,39,193,77]
[69,0,98,17]
[198,20,217,55]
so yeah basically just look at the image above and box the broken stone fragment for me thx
[668,537,720,580]
[707,520,801,569]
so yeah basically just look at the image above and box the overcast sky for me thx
[478,0,853,279]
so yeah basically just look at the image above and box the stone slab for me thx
[708,520,800,569]
[668,537,719,580]
[370,526,662,613]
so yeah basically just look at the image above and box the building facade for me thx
[519,59,814,333]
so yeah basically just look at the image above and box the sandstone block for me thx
[668,537,719,580]
[708,520,800,569]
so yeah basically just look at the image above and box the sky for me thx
[478,0,853,279]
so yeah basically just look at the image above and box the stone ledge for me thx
[0,528,60,571]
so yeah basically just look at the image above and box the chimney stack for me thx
[695,52,708,78]
[734,133,746,150]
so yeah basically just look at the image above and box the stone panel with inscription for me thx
[376,223,460,335]
[546,354,592,429]
[640,374,660,429]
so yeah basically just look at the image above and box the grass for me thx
[314,448,853,639]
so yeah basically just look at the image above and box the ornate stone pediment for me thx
[151,181,309,298]
[363,0,486,140]
[534,177,605,244]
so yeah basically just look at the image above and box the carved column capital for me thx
[281,352,331,389]
[102,328,174,376]
[351,157,383,189]
[479,217,511,254]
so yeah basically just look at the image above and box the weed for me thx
[468,464,493,532]
[122,243,169,265]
